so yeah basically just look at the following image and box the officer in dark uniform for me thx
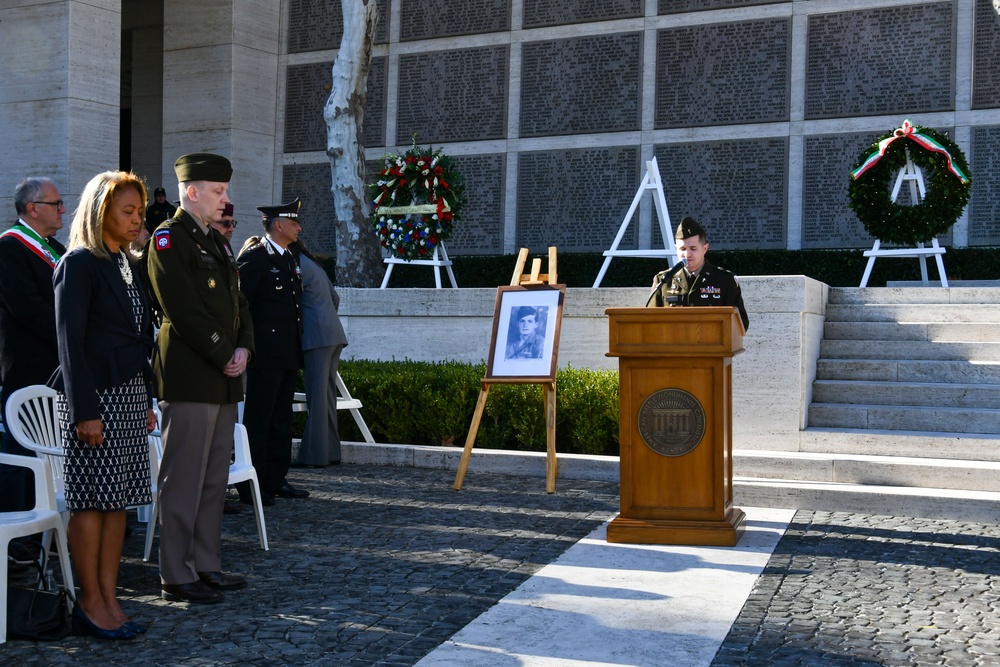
[147,153,254,604]
[237,198,308,503]
[648,216,750,332]
[145,186,176,231]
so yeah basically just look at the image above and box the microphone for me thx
[654,258,688,287]
[645,258,687,307]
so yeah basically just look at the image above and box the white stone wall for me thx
[338,276,828,451]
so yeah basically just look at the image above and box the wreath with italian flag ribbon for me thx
[848,120,972,246]
[369,145,465,261]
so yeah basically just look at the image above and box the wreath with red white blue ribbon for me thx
[369,145,465,261]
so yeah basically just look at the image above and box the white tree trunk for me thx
[325,0,382,287]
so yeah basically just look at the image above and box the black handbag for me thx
[6,548,73,641]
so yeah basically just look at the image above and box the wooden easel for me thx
[592,157,679,288]
[454,247,560,493]
[859,151,948,287]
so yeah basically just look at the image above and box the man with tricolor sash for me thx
[0,177,67,513]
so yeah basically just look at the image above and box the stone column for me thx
[0,0,122,225]
[161,0,280,226]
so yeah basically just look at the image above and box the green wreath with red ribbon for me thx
[848,120,972,246]
[369,145,465,261]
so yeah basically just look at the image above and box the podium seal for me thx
[637,388,706,457]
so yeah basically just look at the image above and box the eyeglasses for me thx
[33,200,65,209]
[223,219,238,229]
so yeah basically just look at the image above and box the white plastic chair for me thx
[6,385,159,559]
[4,386,67,530]
[143,420,268,558]
[230,422,269,551]
[0,453,75,645]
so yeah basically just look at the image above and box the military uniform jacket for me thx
[237,239,304,370]
[146,209,254,403]
[650,260,750,332]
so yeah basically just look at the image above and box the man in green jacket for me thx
[147,153,254,604]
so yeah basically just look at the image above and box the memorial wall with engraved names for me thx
[279,0,1000,258]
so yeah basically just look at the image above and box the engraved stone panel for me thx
[659,0,787,14]
[517,147,640,252]
[653,139,787,250]
[655,19,790,129]
[801,133,879,249]
[400,0,509,41]
[521,33,642,137]
[805,4,955,119]
[524,0,641,29]
[285,63,330,153]
[653,137,788,250]
[446,154,506,254]
[284,57,387,153]
[283,163,338,256]
[973,0,1000,109]
[289,0,389,54]
[968,126,1000,245]
[396,46,509,145]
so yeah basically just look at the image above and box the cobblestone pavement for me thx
[712,511,1000,667]
[1,464,619,666]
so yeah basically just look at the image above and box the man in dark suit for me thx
[0,177,66,512]
[648,216,750,332]
[146,154,254,604]
[237,199,307,503]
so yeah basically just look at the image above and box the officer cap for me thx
[153,187,167,197]
[675,216,707,241]
[174,153,233,183]
[222,202,234,217]
[257,198,301,220]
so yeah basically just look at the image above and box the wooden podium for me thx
[606,306,746,546]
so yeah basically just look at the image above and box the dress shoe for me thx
[272,482,310,498]
[162,580,224,604]
[198,570,247,591]
[72,606,137,640]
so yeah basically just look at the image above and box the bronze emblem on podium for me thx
[637,388,706,457]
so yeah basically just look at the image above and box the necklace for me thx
[118,251,134,286]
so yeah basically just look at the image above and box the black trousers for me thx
[242,367,298,493]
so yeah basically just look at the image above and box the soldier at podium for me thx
[648,216,750,332]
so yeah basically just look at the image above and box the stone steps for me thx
[798,427,1000,461]
[819,339,1000,361]
[815,358,1000,384]
[812,379,1000,409]
[823,321,1000,342]
[825,303,1000,323]
[808,402,1000,433]
[338,441,1000,522]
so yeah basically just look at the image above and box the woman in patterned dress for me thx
[50,171,156,640]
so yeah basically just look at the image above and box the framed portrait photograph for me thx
[486,284,566,381]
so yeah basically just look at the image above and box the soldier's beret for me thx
[257,198,301,220]
[675,216,706,241]
[174,153,233,183]
[222,202,234,217]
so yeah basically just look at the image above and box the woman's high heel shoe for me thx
[72,606,137,640]
[122,621,146,634]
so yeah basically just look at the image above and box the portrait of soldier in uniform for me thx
[504,305,547,360]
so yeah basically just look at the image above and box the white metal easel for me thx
[293,372,375,443]
[592,157,678,288]
[859,151,948,288]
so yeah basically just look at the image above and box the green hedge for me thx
[332,359,620,456]
[378,247,1000,288]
